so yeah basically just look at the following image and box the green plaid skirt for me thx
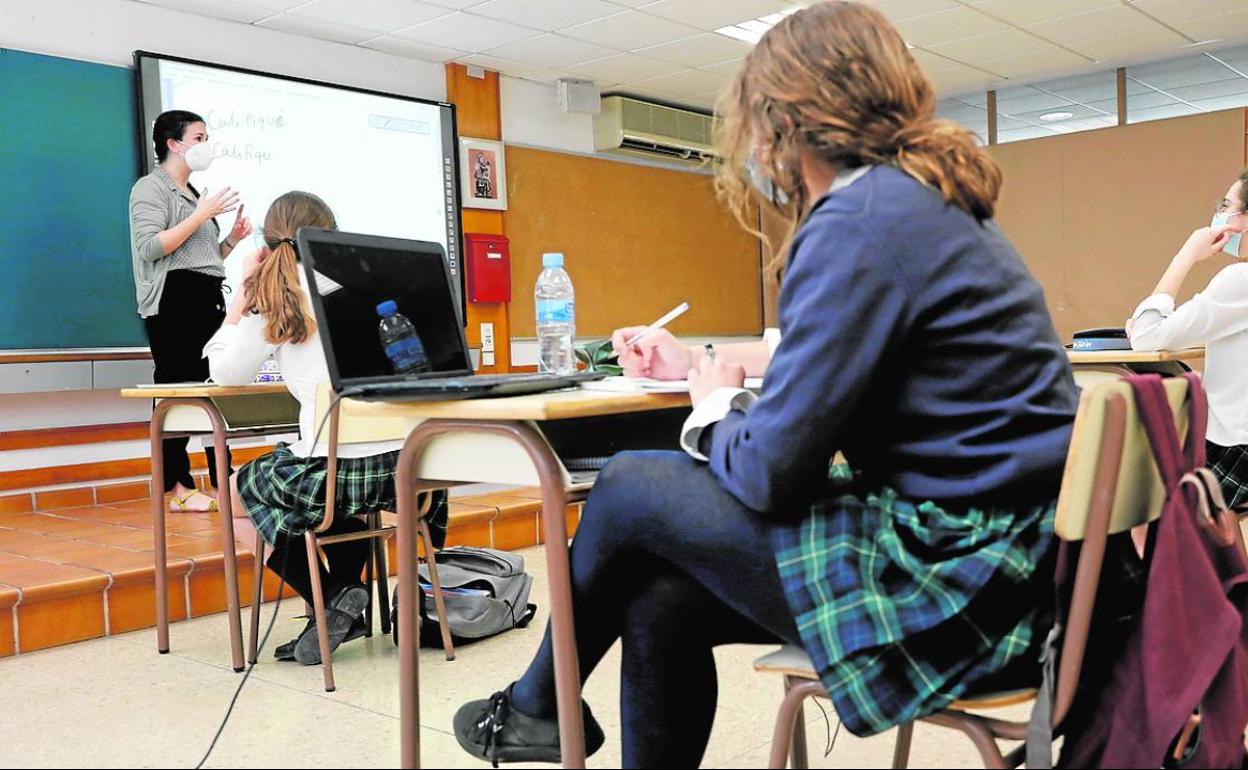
[773,483,1057,737]
[1208,441,1248,509]
[237,443,400,544]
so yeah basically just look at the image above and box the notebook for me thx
[581,376,764,394]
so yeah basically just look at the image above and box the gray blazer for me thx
[128,166,225,318]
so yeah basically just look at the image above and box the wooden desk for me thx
[121,384,299,672]
[1066,347,1204,377]
[347,388,689,769]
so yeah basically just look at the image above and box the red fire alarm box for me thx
[465,233,512,303]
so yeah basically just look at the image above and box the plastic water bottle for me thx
[535,252,576,374]
[377,300,431,375]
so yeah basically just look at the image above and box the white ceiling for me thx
[938,42,1248,142]
[133,0,1248,111]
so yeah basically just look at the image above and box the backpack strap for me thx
[1126,374,1188,487]
[1026,623,1061,768]
[1179,372,1207,469]
[1132,375,1239,546]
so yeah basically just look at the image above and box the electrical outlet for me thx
[481,322,495,352]
[483,351,496,367]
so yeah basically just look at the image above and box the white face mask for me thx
[177,140,215,172]
[1211,212,1244,259]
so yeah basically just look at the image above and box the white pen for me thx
[623,302,691,347]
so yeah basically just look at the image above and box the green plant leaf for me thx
[575,339,617,372]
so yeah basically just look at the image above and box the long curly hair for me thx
[715,1,1002,276]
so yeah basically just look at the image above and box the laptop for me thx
[297,228,603,400]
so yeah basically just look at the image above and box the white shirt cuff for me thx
[1131,293,1175,319]
[680,387,758,462]
[202,321,239,359]
[763,327,782,358]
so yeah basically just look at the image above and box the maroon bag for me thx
[1045,373,1248,768]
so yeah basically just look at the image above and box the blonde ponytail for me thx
[245,191,336,345]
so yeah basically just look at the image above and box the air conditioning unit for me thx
[593,95,716,166]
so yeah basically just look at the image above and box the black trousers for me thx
[143,270,233,492]
[260,492,448,608]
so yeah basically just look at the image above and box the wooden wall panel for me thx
[758,110,1248,342]
[446,64,510,371]
[504,148,763,338]
[989,108,1248,342]
[758,205,789,329]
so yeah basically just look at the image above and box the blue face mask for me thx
[745,155,789,205]
[1211,212,1244,258]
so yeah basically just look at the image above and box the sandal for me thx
[168,491,219,513]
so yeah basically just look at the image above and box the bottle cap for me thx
[542,252,565,268]
[376,300,398,316]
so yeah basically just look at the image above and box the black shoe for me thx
[293,585,370,665]
[278,615,368,662]
[274,617,314,662]
[453,684,605,767]
[342,614,368,645]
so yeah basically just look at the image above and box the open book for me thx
[581,376,764,394]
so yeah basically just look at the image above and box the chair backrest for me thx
[1049,376,1192,727]
[1070,367,1131,390]
[1055,377,1188,540]
[314,382,428,533]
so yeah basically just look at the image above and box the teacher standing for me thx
[129,110,251,512]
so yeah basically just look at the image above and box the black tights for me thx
[509,451,801,768]
[266,517,371,608]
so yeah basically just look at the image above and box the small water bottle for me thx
[377,300,431,375]
[535,252,576,374]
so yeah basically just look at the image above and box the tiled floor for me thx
[0,489,576,657]
[0,545,1022,768]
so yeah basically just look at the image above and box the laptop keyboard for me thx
[456,372,572,386]
[359,371,602,393]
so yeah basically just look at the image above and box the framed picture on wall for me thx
[460,137,508,211]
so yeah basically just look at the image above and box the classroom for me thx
[3,0,1248,768]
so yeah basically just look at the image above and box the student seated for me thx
[1127,170,1248,509]
[204,191,445,664]
[451,2,1079,767]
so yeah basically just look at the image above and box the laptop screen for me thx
[298,229,472,388]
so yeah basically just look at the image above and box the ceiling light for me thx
[1040,111,1074,121]
[716,26,763,44]
[714,7,801,45]
[714,7,911,49]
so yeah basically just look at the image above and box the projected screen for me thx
[134,53,462,314]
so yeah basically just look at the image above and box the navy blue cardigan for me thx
[705,166,1079,514]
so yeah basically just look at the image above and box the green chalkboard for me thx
[0,48,147,350]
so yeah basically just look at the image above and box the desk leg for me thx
[151,402,171,656]
[212,424,246,673]
[396,441,423,770]
[534,451,585,769]
[395,420,585,770]
[149,399,245,672]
